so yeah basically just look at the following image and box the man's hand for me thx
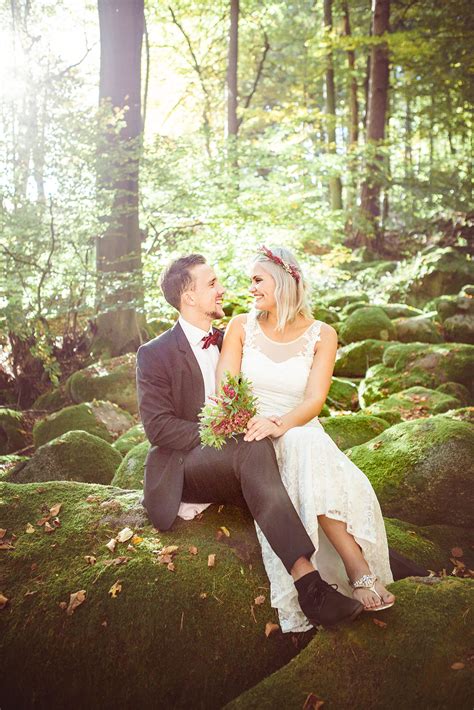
[244,415,286,442]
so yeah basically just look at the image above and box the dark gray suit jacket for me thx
[136,321,223,530]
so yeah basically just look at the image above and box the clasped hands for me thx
[243,414,286,442]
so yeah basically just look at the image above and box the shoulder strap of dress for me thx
[302,320,322,358]
[242,309,258,348]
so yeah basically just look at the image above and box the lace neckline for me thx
[255,318,319,345]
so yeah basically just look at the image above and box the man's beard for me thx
[205,309,224,320]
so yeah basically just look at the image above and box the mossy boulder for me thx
[442,407,474,425]
[334,340,394,378]
[320,414,389,450]
[436,289,474,323]
[348,415,474,526]
[33,401,134,448]
[393,314,443,344]
[341,300,371,317]
[378,303,423,319]
[6,431,122,486]
[32,386,72,412]
[0,409,27,455]
[443,314,474,344]
[111,440,149,489]
[339,307,396,345]
[112,423,146,456]
[311,305,340,324]
[363,387,461,421]
[324,292,369,309]
[436,382,472,407]
[65,354,137,414]
[228,577,473,710]
[326,378,359,411]
[0,481,303,709]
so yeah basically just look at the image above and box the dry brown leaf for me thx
[59,601,67,610]
[158,554,173,565]
[199,592,207,599]
[303,693,325,710]
[254,595,265,605]
[36,516,51,526]
[86,495,100,503]
[188,546,198,555]
[220,526,230,537]
[108,580,122,598]
[265,621,279,637]
[43,521,55,534]
[84,555,97,565]
[0,593,8,609]
[167,562,176,572]
[451,547,463,558]
[0,529,7,539]
[126,544,135,552]
[111,556,130,566]
[371,441,383,450]
[49,503,62,516]
[116,527,134,543]
[66,589,86,615]
[207,553,216,568]
[0,541,15,550]
[161,545,179,555]
[51,517,61,528]
[217,505,224,513]
[24,590,38,597]
[105,538,117,552]
[450,662,465,670]
[25,523,35,534]
[373,618,387,628]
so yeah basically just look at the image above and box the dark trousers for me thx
[182,435,315,574]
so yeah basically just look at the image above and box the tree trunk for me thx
[356,0,390,248]
[227,0,239,138]
[96,0,145,356]
[323,0,343,210]
[342,1,359,146]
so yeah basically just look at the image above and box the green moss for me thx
[339,307,396,345]
[436,382,472,407]
[383,343,474,388]
[33,403,113,448]
[393,314,443,344]
[348,415,474,526]
[32,386,72,412]
[111,440,149,489]
[326,378,359,411]
[227,577,473,710]
[7,431,123,485]
[441,407,474,425]
[112,423,146,456]
[320,414,389,450]
[364,387,461,421]
[324,292,369,309]
[359,363,436,407]
[311,305,340,324]
[66,354,138,414]
[0,408,27,455]
[341,300,370,316]
[0,481,302,709]
[334,340,394,378]
[378,304,423,319]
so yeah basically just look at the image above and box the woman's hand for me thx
[244,415,286,442]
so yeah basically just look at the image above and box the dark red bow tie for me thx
[201,331,220,349]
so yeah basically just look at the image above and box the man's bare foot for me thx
[352,579,395,610]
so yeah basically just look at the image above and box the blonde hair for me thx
[253,246,312,331]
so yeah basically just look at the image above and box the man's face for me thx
[183,263,226,320]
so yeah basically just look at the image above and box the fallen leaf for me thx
[220,526,230,537]
[116,527,134,543]
[167,562,175,572]
[208,554,216,568]
[59,601,67,610]
[451,662,465,670]
[158,554,173,565]
[105,538,117,552]
[0,529,6,538]
[217,505,224,513]
[111,556,130,566]
[25,523,35,534]
[254,595,265,605]
[161,545,179,555]
[0,541,15,550]
[126,544,135,552]
[131,535,143,545]
[371,441,383,450]
[0,593,8,609]
[66,589,86,615]
[108,580,122,598]
[265,621,279,637]
[303,693,325,710]
[24,590,38,597]
[43,522,55,534]
[188,546,198,555]
[51,517,61,528]
[49,503,62,516]
[451,547,463,558]
[373,618,387,628]
[84,555,97,565]
[36,516,51,526]
[199,592,207,599]
[101,620,108,627]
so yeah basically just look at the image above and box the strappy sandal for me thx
[349,573,395,612]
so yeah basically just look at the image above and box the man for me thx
[136,253,365,628]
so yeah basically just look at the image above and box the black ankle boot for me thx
[295,571,363,628]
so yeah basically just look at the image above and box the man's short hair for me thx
[160,254,207,311]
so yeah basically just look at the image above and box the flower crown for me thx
[257,245,301,283]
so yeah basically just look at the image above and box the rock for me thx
[228,577,473,710]
[436,382,472,407]
[443,314,474,344]
[393,314,443,344]
[65,354,138,414]
[0,409,27,455]
[7,431,122,485]
[339,307,396,345]
[324,292,369,309]
[319,414,389,450]
[33,401,134,448]
[111,440,149,489]
[359,363,431,407]
[32,386,72,412]
[334,340,394,378]
[377,303,423,319]
[363,387,461,421]
[311,305,340,324]
[441,407,474,425]
[348,415,474,526]
[341,300,370,317]
[112,423,146,456]
[0,481,301,709]
[0,454,29,481]
[326,378,359,411]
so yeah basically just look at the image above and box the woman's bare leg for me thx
[317,514,395,609]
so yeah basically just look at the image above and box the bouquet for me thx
[199,372,258,449]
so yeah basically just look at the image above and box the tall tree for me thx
[227,0,239,138]
[96,0,145,355]
[357,0,390,248]
[323,0,343,210]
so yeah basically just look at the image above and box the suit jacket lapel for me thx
[172,321,205,414]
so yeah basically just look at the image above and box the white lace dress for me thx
[241,310,393,633]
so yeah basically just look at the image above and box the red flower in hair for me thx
[258,245,300,283]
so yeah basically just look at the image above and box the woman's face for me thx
[249,263,276,310]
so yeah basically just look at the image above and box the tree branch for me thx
[238,32,270,128]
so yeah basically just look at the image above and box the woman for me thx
[217,245,395,633]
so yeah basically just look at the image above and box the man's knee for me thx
[235,436,278,474]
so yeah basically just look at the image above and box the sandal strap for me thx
[350,573,377,590]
